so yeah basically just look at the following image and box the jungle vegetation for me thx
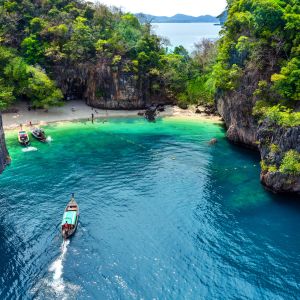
[0,0,215,109]
[0,0,299,124]
[214,0,300,126]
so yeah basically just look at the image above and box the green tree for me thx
[0,80,15,110]
[21,34,44,64]
[272,57,300,101]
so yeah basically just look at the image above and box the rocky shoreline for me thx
[1,97,299,195]
[0,114,9,174]
[258,121,300,194]
[217,94,300,195]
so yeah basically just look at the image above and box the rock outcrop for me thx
[217,95,300,194]
[215,51,300,194]
[216,90,258,148]
[257,121,300,194]
[0,114,9,173]
[54,59,171,110]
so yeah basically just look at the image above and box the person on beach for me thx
[29,121,32,127]
[91,113,94,124]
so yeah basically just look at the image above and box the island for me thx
[135,13,219,23]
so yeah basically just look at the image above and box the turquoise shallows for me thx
[0,117,299,299]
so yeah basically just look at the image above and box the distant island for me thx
[217,10,228,25]
[135,13,219,23]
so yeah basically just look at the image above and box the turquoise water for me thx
[0,117,299,299]
[152,23,221,52]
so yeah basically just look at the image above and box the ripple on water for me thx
[0,118,300,299]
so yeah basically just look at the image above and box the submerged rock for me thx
[209,138,218,145]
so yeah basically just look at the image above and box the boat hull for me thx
[18,140,30,146]
[32,135,46,142]
[61,196,79,239]
[31,129,47,142]
[18,131,30,146]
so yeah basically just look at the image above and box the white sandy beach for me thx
[2,100,222,131]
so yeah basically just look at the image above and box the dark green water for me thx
[0,117,299,299]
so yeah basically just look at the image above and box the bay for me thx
[152,23,221,52]
[0,118,299,299]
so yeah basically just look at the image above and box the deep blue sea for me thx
[0,117,299,299]
[152,23,221,52]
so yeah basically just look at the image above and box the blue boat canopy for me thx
[62,211,77,225]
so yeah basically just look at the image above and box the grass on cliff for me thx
[279,150,300,175]
[261,150,300,175]
[253,102,300,127]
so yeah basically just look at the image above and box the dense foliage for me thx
[279,150,300,175]
[0,0,214,109]
[0,46,63,109]
[213,0,300,178]
[159,41,217,107]
[1,0,298,119]
[0,0,159,108]
[213,0,300,123]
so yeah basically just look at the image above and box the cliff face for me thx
[54,59,171,110]
[216,91,258,148]
[0,114,8,173]
[258,122,300,193]
[217,94,300,195]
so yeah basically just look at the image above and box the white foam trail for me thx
[49,240,70,296]
[46,136,53,142]
[31,239,80,299]
[22,146,38,152]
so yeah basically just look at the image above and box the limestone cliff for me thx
[0,114,9,173]
[54,59,171,110]
[257,121,300,194]
[216,90,258,149]
[217,93,300,195]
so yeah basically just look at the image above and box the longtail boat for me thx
[18,130,30,146]
[61,193,79,239]
[31,127,47,142]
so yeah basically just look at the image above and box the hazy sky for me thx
[97,0,227,17]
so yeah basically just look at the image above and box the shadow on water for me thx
[190,135,300,299]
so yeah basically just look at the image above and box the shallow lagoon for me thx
[0,118,299,299]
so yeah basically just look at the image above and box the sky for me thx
[96,0,227,17]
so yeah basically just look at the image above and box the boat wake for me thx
[46,136,53,142]
[32,240,80,300]
[48,239,70,293]
[22,146,38,152]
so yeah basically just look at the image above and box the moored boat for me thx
[18,130,30,146]
[31,127,47,142]
[61,193,79,239]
